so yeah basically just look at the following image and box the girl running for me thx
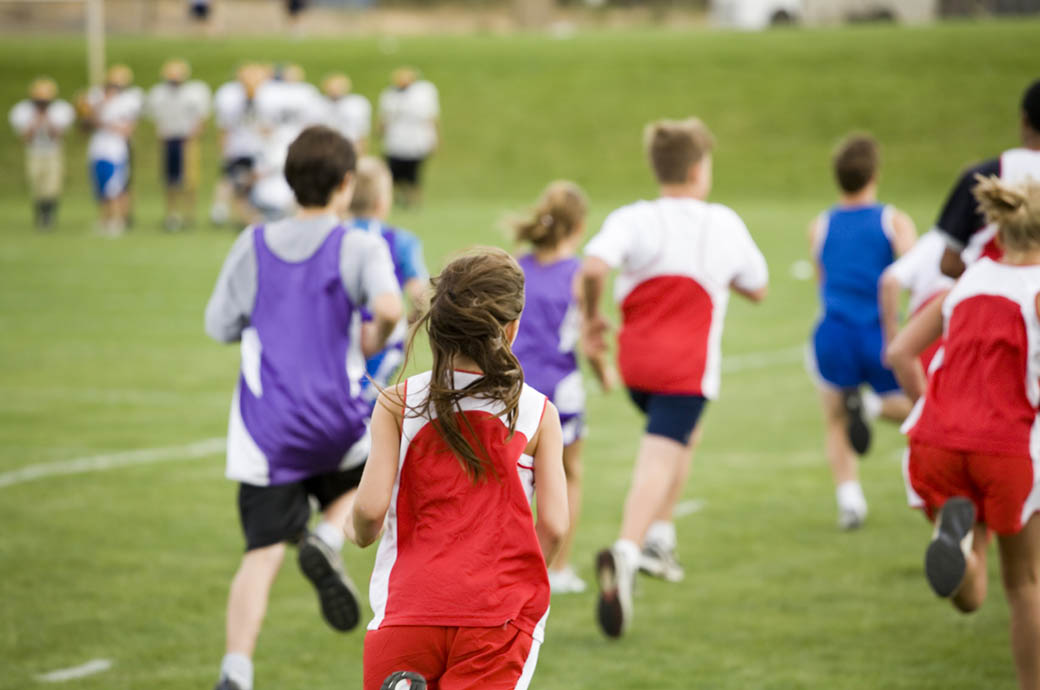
[888,175,1040,690]
[510,181,613,594]
[352,248,569,690]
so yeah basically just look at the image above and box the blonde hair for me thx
[644,117,715,185]
[973,174,1040,252]
[513,181,588,250]
[350,157,393,216]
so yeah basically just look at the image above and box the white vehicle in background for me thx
[712,0,938,29]
[711,0,802,29]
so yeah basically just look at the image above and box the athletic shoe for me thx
[213,678,245,690]
[842,388,872,456]
[638,543,685,583]
[595,547,633,638]
[548,566,588,594]
[837,505,867,531]
[925,497,976,598]
[381,671,428,690]
[297,532,361,632]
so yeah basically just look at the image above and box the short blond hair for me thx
[973,174,1040,252]
[644,117,715,185]
[350,157,393,216]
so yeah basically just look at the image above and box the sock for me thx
[836,480,867,513]
[220,653,253,690]
[314,520,345,553]
[613,538,641,572]
[862,390,882,421]
[645,520,677,551]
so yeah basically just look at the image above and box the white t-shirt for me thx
[9,99,75,150]
[886,229,955,314]
[254,80,325,134]
[86,88,142,163]
[147,80,211,139]
[324,94,371,145]
[214,80,264,160]
[378,80,439,159]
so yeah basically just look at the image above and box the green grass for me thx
[1,20,1037,689]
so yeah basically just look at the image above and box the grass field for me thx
[1,19,1038,689]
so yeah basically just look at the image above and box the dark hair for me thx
[1023,79,1040,132]
[513,180,588,250]
[644,117,715,185]
[284,125,357,208]
[833,133,879,194]
[403,248,526,480]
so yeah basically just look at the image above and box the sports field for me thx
[0,20,1037,689]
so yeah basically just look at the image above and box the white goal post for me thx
[0,0,105,86]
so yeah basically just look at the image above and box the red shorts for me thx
[363,623,540,690]
[907,440,1036,535]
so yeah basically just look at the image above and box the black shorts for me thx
[238,466,364,552]
[385,156,424,185]
[189,1,210,20]
[222,156,255,195]
[163,138,185,187]
[287,0,307,15]
[627,389,708,446]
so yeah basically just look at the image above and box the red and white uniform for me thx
[961,149,1040,266]
[902,258,1040,534]
[885,230,955,368]
[365,370,549,689]
[584,198,768,397]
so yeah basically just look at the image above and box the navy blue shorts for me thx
[810,316,900,394]
[163,138,185,187]
[627,389,708,446]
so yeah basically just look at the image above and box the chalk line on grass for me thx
[675,499,705,518]
[0,438,225,489]
[36,659,113,683]
[723,346,804,374]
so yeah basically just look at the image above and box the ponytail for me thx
[513,180,588,250]
[973,174,1040,252]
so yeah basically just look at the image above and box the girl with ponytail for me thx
[352,247,568,690]
[511,180,614,594]
[888,176,1040,689]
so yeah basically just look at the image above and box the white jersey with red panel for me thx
[584,197,768,398]
[367,370,551,642]
[961,149,1040,266]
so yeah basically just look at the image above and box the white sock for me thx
[313,520,345,553]
[220,653,253,690]
[836,480,867,513]
[862,389,882,421]
[645,520,677,551]
[613,539,641,572]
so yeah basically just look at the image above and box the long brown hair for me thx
[513,180,588,250]
[405,247,526,480]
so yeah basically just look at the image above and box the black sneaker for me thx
[595,547,633,639]
[214,678,244,690]
[298,533,361,632]
[925,497,976,598]
[842,388,872,456]
[381,671,428,690]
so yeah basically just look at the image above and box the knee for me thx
[952,575,988,613]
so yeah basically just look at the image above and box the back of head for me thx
[29,77,58,102]
[513,180,588,250]
[323,73,352,99]
[284,125,357,208]
[238,62,270,98]
[833,133,880,194]
[1023,79,1040,134]
[644,117,715,185]
[106,64,134,89]
[972,174,1040,253]
[410,247,526,480]
[162,58,191,84]
[349,157,392,217]
[392,67,418,89]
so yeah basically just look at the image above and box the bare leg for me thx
[879,392,913,424]
[819,387,857,486]
[321,488,358,545]
[549,440,583,572]
[998,515,1040,690]
[952,524,990,613]
[655,424,703,523]
[226,542,286,657]
[619,434,688,545]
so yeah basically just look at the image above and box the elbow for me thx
[580,256,609,282]
[352,503,384,548]
[541,513,569,548]
[940,249,965,279]
[747,285,768,303]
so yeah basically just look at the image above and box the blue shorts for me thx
[810,316,900,394]
[627,389,708,446]
[90,159,128,201]
[163,138,185,187]
[360,342,405,407]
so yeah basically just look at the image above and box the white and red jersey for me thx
[886,230,955,315]
[584,197,768,398]
[960,149,1040,266]
[904,258,1040,459]
[368,370,551,641]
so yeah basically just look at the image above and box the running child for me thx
[511,180,613,594]
[807,133,916,530]
[348,157,429,405]
[353,248,568,690]
[581,117,769,637]
[204,125,403,690]
[887,175,1040,690]
[8,77,75,230]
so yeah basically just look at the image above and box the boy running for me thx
[807,134,916,530]
[581,118,768,637]
[205,126,403,690]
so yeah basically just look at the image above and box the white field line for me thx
[0,438,225,490]
[36,659,113,683]
[723,345,804,374]
[674,498,705,518]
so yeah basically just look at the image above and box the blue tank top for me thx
[817,204,895,326]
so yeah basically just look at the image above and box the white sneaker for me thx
[838,504,867,530]
[595,546,634,638]
[548,566,587,594]
[638,543,685,583]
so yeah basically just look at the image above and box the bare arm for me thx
[572,269,615,392]
[528,402,568,562]
[890,209,917,258]
[362,291,404,358]
[403,276,429,324]
[731,284,767,302]
[808,215,824,284]
[352,388,403,547]
[879,268,904,351]
[940,246,966,279]
[886,292,946,402]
